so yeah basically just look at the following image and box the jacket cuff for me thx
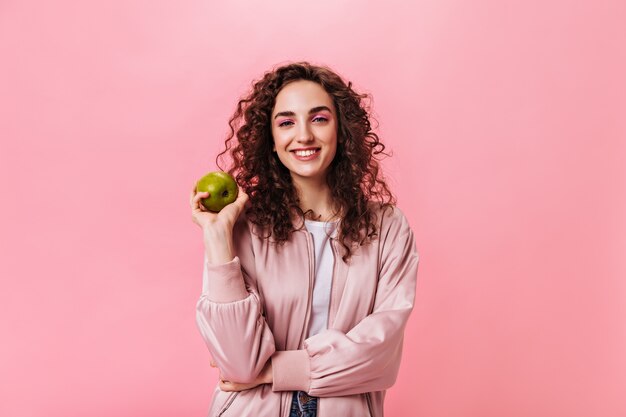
[204,256,249,303]
[271,350,310,392]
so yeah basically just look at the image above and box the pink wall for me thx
[1,0,625,416]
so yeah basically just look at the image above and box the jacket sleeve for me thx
[270,208,419,396]
[195,217,276,384]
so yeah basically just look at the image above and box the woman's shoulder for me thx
[367,201,417,260]
[367,201,410,229]
[234,201,411,244]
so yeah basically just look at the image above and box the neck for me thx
[292,176,339,222]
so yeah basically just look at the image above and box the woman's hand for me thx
[211,358,273,392]
[190,182,249,264]
[190,183,249,233]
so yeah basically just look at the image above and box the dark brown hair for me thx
[216,61,396,262]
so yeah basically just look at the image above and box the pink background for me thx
[1,0,625,416]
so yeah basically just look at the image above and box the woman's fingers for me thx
[210,359,229,389]
[190,189,210,212]
[237,186,248,202]
[190,184,199,205]
[231,187,249,211]
[209,360,230,388]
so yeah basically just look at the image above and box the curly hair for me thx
[216,61,396,263]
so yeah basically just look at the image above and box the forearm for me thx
[270,311,410,397]
[196,287,276,382]
[217,358,273,392]
[196,256,277,383]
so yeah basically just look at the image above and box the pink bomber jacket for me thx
[195,202,419,417]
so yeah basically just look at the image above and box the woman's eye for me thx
[313,116,328,123]
[278,120,294,127]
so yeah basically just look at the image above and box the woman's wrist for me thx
[203,227,235,264]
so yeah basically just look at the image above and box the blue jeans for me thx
[288,390,318,417]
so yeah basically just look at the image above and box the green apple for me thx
[196,171,239,212]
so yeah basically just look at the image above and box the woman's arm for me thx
[214,357,273,392]
[191,186,276,384]
[195,254,277,384]
[269,208,419,396]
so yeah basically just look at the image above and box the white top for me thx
[304,218,339,338]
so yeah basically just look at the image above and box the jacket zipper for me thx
[216,391,239,417]
[282,231,316,417]
[326,237,337,330]
[300,231,315,347]
[318,236,339,417]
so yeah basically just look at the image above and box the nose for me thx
[296,122,314,143]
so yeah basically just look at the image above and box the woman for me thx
[190,62,419,417]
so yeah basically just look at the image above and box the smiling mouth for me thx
[291,148,321,157]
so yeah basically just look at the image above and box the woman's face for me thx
[270,80,338,186]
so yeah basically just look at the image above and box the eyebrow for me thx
[273,106,333,120]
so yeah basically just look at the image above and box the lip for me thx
[290,147,320,152]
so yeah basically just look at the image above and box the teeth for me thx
[294,149,318,157]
